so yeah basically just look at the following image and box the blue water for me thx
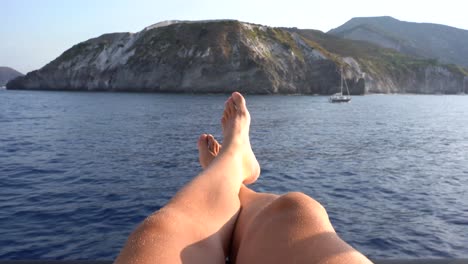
[1,90,468,260]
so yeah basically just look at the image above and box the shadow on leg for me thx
[115,92,260,264]
[233,190,373,264]
[117,207,233,263]
[230,185,279,262]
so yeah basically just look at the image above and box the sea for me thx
[1,89,467,260]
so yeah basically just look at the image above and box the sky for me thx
[2,0,467,74]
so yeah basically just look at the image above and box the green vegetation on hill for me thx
[241,25,305,62]
[7,20,468,94]
[329,16,468,68]
[289,28,468,79]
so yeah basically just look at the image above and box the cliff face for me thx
[8,21,352,94]
[0,67,23,86]
[362,65,467,94]
[7,20,468,94]
[292,28,468,94]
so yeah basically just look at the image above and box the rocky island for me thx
[7,19,468,94]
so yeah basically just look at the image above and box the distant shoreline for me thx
[3,87,467,96]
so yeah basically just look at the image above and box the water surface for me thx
[1,90,467,259]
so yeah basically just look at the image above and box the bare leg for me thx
[197,136,371,264]
[114,92,260,264]
[230,186,278,262]
[195,135,279,263]
[233,188,373,264]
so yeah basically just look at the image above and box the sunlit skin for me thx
[115,92,372,264]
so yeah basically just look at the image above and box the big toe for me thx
[198,134,208,151]
[231,92,247,113]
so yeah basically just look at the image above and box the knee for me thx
[134,209,185,236]
[270,192,328,218]
[132,211,173,236]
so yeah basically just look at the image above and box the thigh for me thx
[115,209,225,264]
[235,192,372,264]
[230,186,279,262]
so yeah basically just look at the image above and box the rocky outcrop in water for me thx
[7,20,468,94]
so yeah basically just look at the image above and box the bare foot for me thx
[197,134,221,169]
[220,92,260,185]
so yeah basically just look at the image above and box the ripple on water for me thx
[1,93,468,259]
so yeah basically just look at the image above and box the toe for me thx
[231,92,246,112]
[226,97,236,116]
[210,136,220,153]
[197,134,208,149]
[207,134,215,150]
[223,101,229,119]
[215,140,221,152]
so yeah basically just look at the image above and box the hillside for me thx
[0,67,23,86]
[289,28,468,93]
[328,16,468,68]
[6,20,362,94]
[7,20,468,94]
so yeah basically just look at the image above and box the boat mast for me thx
[341,67,351,96]
[340,67,343,95]
[344,72,350,96]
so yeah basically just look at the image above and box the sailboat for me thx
[329,68,351,103]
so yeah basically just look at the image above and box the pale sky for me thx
[2,0,467,74]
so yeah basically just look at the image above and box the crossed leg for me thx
[114,92,260,264]
[115,91,372,264]
[232,188,373,264]
[200,138,372,263]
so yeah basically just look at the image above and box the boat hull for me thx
[329,97,351,103]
